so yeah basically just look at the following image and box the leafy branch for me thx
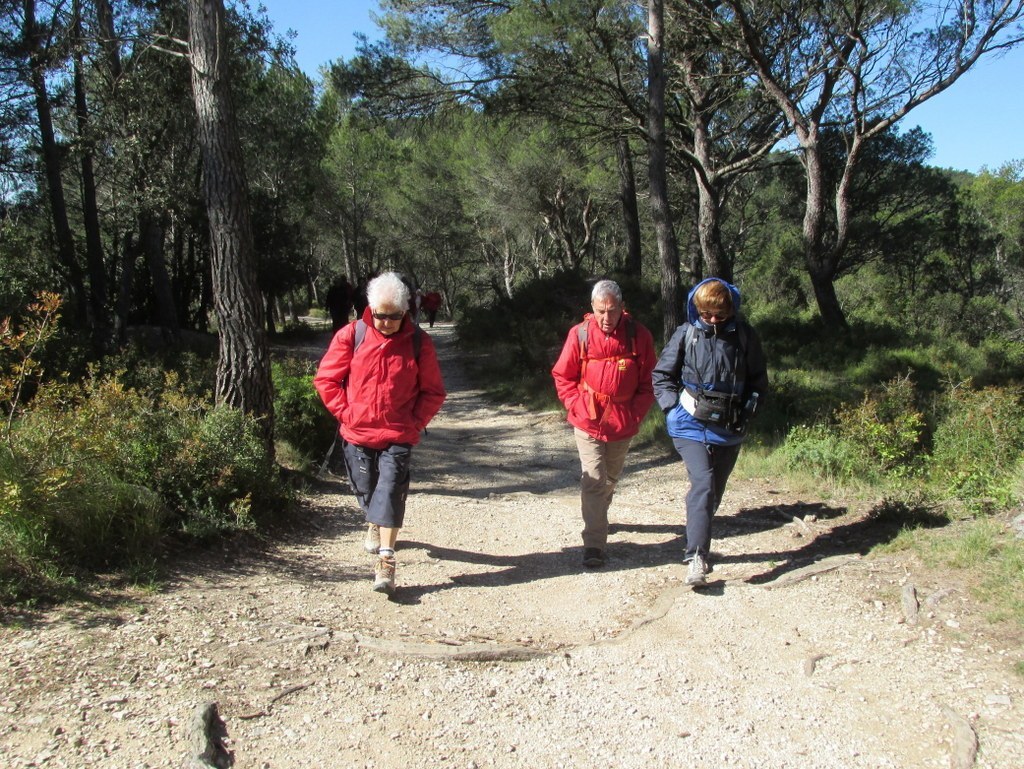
[0,292,63,440]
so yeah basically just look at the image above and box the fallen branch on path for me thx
[759,555,860,589]
[236,682,313,720]
[354,634,550,661]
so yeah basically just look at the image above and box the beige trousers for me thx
[574,427,632,549]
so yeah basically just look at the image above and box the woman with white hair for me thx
[315,271,447,596]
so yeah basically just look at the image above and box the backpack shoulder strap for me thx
[733,316,749,356]
[354,319,367,351]
[355,318,422,360]
[578,318,637,360]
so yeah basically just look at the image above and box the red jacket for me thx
[314,308,446,450]
[421,291,442,311]
[551,312,656,442]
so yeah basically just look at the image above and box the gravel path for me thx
[2,323,1022,768]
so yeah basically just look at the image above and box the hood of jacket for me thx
[686,277,742,334]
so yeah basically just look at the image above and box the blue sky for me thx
[257,0,1023,174]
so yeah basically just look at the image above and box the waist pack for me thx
[681,387,740,427]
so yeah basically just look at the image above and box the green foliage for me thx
[0,298,292,601]
[778,423,863,482]
[928,384,1024,513]
[163,405,282,539]
[919,518,1024,629]
[458,269,590,375]
[780,375,926,482]
[456,270,661,410]
[272,356,337,466]
[834,374,926,476]
[0,292,63,433]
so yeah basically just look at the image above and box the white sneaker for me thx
[364,523,381,554]
[686,553,708,587]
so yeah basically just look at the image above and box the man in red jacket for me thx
[314,272,446,596]
[551,280,656,567]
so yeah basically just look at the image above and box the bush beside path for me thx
[2,322,1022,768]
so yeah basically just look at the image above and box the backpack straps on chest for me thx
[577,317,636,366]
[354,319,422,359]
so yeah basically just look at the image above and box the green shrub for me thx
[778,423,863,482]
[272,357,336,465]
[974,336,1024,386]
[1,389,169,587]
[1,361,290,600]
[929,384,1024,512]
[764,368,854,431]
[159,404,285,535]
[778,375,928,483]
[834,374,927,477]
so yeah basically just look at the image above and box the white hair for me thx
[591,279,623,305]
[366,272,411,312]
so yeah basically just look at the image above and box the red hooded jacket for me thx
[551,311,656,442]
[314,308,446,450]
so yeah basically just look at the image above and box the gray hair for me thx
[366,272,411,312]
[591,279,623,305]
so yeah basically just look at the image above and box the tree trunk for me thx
[114,231,139,344]
[141,214,179,336]
[94,0,122,84]
[682,185,702,288]
[24,0,86,322]
[647,0,682,341]
[801,144,848,328]
[72,0,110,347]
[615,134,642,278]
[691,115,730,282]
[695,175,729,282]
[187,0,274,449]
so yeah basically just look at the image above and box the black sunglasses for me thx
[699,310,731,321]
[372,311,405,321]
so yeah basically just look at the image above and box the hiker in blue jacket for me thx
[652,278,769,587]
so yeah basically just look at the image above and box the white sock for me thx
[378,547,395,559]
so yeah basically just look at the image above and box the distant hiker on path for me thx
[652,278,769,587]
[325,276,353,331]
[551,279,656,568]
[314,272,447,596]
[420,290,443,327]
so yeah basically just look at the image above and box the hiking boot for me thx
[364,523,381,554]
[686,553,708,587]
[373,556,396,595]
[583,548,605,568]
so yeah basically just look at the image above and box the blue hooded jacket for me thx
[652,278,769,446]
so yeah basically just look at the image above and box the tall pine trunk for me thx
[801,144,848,329]
[647,0,682,341]
[187,0,274,450]
[72,0,109,347]
[615,134,642,278]
[24,0,86,322]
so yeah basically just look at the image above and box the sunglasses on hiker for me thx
[699,309,731,322]
[372,311,405,321]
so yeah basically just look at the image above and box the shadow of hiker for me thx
[392,534,685,605]
[713,500,848,541]
[739,497,949,585]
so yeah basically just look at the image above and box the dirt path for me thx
[2,323,1022,768]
